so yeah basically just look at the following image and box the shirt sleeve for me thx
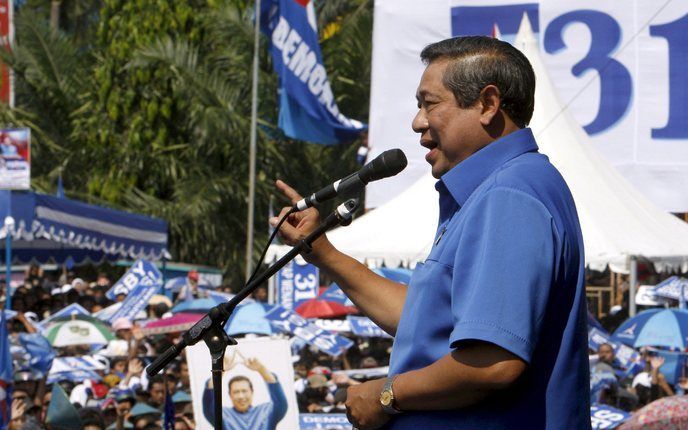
[267,377,288,429]
[448,187,558,363]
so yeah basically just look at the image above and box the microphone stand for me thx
[146,199,359,430]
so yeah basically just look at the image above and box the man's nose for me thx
[412,108,428,133]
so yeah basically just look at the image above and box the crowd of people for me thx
[1,264,392,430]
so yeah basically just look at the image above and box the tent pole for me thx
[245,0,261,282]
[629,255,637,317]
[4,191,12,310]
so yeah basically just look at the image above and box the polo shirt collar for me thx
[439,128,538,206]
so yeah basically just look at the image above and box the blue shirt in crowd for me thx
[202,377,288,430]
[387,128,591,429]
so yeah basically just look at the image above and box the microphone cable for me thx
[245,206,297,285]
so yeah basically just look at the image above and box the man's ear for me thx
[478,85,502,127]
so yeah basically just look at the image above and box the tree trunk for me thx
[50,0,62,35]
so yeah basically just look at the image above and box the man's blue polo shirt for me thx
[387,128,591,429]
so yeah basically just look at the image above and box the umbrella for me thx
[225,303,274,336]
[295,298,358,319]
[171,297,224,314]
[44,316,115,347]
[619,395,688,429]
[612,309,688,349]
[141,313,205,335]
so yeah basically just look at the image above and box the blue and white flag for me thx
[590,404,631,429]
[320,284,353,306]
[653,276,688,302]
[265,305,353,356]
[276,260,319,310]
[107,280,160,324]
[106,259,162,300]
[261,0,366,144]
[299,414,351,430]
[347,316,391,338]
[18,333,55,377]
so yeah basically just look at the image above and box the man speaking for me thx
[271,36,590,429]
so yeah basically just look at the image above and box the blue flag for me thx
[261,0,366,144]
[0,310,12,429]
[163,387,175,430]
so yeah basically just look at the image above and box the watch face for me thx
[380,390,393,406]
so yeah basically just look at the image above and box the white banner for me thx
[369,0,688,212]
[187,337,299,430]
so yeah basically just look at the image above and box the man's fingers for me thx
[275,179,303,205]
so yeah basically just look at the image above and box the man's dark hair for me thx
[228,375,253,392]
[148,374,165,389]
[420,36,535,128]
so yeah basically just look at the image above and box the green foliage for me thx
[2,0,373,285]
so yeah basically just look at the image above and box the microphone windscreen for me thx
[360,149,408,183]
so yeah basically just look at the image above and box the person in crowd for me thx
[177,270,204,302]
[632,353,674,406]
[146,375,167,410]
[298,374,332,413]
[593,343,638,410]
[202,357,287,430]
[271,35,589,429]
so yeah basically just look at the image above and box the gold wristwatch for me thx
[380,376,402,414]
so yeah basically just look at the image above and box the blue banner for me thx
[347,316,391,338]
[107,280,160,324]
[590,404,631,429]
[276,260,319,310]
[299,414,351,430]
[321,284,353,306]
[265,305,353,356]
[654,276,688,301]
[106,259,162,300]
[18,333,55,376]
[261,0,366,144]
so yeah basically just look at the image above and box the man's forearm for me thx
[393,343,526,411]
[313,243,406,335]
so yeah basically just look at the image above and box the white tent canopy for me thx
[269,15,688,274]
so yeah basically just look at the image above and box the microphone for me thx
[294,149,407,211]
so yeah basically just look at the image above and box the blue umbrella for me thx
[224,303,275,336]
[171,297,224,314]
[612,308,688,349]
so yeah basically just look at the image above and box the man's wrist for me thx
[380,376,403,414]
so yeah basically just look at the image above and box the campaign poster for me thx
[187,337,299,430]
[0,128,29,189]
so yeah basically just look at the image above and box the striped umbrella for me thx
[45,316,115,347]
[142,313,205,335]
[612,309,688,349]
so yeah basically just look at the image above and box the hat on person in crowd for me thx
[71,278,86,290]
[46,384,83,429]
[307,366,332,379]
[115,388,137,403]
[60,284,73,294]
[307,374,329,389]
[112,317,133,331]
[172,391,192,404]
[107,420,134,430]
[103,374,121,388]
[127,403,162,422]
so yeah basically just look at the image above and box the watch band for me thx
[380,376,402,415]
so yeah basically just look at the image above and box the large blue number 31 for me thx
[544,11,632,135]
[650,14,688,139]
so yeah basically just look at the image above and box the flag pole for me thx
[245,0,262,282]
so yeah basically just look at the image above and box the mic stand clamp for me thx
[146,198,359,430]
